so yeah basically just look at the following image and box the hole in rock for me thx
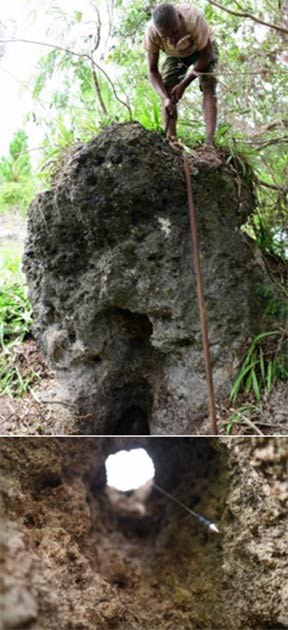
[113,405,150,435]
[82,439,228,612]
[4,436,283,627]
[105,447,155,492]
[104,447,155,534]
[107,384,153,435]
[33,472,63,495]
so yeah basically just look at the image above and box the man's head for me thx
[152,3,184,45]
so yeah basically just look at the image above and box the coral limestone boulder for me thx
[23,122,266,434]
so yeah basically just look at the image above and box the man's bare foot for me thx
[167,136,184,147]
[166,137,184,154]
[203,141,216,150]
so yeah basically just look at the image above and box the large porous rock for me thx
[23,122,267,434]
[0,437,287,629]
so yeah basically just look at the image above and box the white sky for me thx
[105,448,155,492]
[0,0,110,156]
[1,0,45,154]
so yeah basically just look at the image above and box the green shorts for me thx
[161,41,219,89]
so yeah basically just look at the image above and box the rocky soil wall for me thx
[1,437,287,629]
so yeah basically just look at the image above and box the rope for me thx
[183,155,218,435]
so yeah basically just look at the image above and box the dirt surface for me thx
[0,339,56,435]
[0,437,287,629]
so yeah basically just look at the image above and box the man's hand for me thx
[164,96,176,116]
[171,80,187,103]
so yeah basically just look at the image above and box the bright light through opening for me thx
[105,448,155,492]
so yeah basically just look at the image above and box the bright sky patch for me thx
[105,448,155,492]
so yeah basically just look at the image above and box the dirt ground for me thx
[1,338,287,435]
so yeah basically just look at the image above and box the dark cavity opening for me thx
[77,308,156,434]
[107,383,153,435]
[113,405,150,435]
[109,308,153,343]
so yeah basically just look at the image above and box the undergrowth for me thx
[0,249,39,398]
[222,282,288,434]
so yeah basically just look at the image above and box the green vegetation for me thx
[0,280,31,347]
[0,247,38,398]
[0,353,40,398]
[223,282,288,433]
[0,130,36,213]
[230,330,287,403]
[221,403,263,435]
[0,246,31,345]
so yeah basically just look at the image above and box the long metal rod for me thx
[183,155,217,434]
[154,482,198,517]
[153,482,220,533]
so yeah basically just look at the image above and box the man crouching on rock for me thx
[144,2,218,145]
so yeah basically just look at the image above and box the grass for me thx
[230,330,284,403]
[0,178,36,214]
[0,245,39,398]
[224,285,288,434]
[0,282,32,348]
[219,403,264,435]
[0,244,32,346]
[0,353,40,398]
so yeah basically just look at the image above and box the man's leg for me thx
[201,79,217,147]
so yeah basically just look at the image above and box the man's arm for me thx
[171,39,214,101]
[147,51,175,114]
[184,39,214,85]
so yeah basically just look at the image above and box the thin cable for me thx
[153,482,220,533]
[154,482,199,517]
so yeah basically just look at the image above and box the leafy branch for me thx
[256,177,286,192]
[0,38,132,117]
[206,0,288,34]
[89,5,108,116]
[245,136,288,149]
